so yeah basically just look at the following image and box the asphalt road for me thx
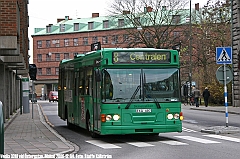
[39,101,240,159]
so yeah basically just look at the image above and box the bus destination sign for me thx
[112,52,170,64]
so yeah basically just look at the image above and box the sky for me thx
[28,0,208,63]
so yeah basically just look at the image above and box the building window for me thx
[46,40,51,48]
[73,52,78,56]
[64,39,69,46]
[83,37,88,45]
[123,34,129,42]
[46,54,51,61]
[37,41,42,48]
[134,33,140,42]
[52,39,60,47]
[46,68,51,75]
[88,22,94,30]
[60,24,65,32]
[173,31,180,38]
[46,26,51,33]
[55,67,59,75]
[162,31,168,37]
[73,38,78,46]
[55,53,60,61]
[118,19,124,27]
[37,68,42,75]
[74,23,79,31]
[37,54,42,62]
[112,35,119,44]
[102,36,108,44]
[172,15,180,24]
[92,36,98,43]
[134,17,141,26]
[103,20,109,28]
[64,53,69,59]
[145,32,151,40]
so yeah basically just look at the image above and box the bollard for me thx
[0,101,4,155]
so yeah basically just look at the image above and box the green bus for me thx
[58,47,183,137]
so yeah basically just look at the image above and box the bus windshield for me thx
[102,68,180,103]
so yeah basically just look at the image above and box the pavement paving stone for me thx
[4,103,76,156]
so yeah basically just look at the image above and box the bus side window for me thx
[85,68,92,95]
[79,70,84,95]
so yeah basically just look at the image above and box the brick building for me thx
[31,6,200,98]
[0,0,29,120]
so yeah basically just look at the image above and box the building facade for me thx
[232,0,240,107]
[0,0,29,120]
[32,8,193,97]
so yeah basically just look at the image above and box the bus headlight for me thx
[167,114,173,120]
[174,113,180,119]
[106,115,112,121]
[113,114,120,121]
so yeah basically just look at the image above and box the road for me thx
[39,101,240,159]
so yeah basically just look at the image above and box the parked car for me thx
[49,91,58,102]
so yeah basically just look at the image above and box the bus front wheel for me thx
[86,112,98,138]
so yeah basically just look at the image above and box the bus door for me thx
[93,68,101,131]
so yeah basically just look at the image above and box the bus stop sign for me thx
[216,65,233,84]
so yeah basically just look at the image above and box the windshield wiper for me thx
[125,85,140,109]
[144,84,161,109]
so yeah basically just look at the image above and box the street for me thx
[39,101,240,159]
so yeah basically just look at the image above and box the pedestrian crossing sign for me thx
[216,47,232,64]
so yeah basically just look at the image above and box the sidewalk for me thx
[3,103,78,156]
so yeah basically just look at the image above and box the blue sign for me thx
[216,47,232,64]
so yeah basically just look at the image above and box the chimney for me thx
[92,13,99,18]
[123,10,130,15]
[57,18,65,23]
[65,16,70,20]
[146,6,152,12]
[195,3,199,11]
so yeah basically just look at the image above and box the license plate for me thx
[136,109,151,113]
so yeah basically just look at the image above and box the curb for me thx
[201,126,240,134]
[190,107,240,115]
[37,103,79,154]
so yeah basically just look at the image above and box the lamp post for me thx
[189,0,193,95]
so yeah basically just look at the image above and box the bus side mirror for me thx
[95,69,102,82]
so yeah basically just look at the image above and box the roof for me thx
[32,9,194,36]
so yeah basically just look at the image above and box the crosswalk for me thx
[85,127,240,149]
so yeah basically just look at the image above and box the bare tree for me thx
[107,0,189,48]
[180,0,232,104]
[190,0,231,86]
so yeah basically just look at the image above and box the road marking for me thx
[86,140,121,149]
[203,135,240,143]
[117,139,155,147]
[160,140,188,145]
[174,136,221,144]
[182,127,197,132]
[183,120,198,124]
[126,141,155,147]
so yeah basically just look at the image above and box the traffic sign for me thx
[216,47,232,64]
[216,65,233,84]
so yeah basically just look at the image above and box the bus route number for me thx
[136,109,151,113]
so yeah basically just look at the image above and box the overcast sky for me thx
[28,0,208,62]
